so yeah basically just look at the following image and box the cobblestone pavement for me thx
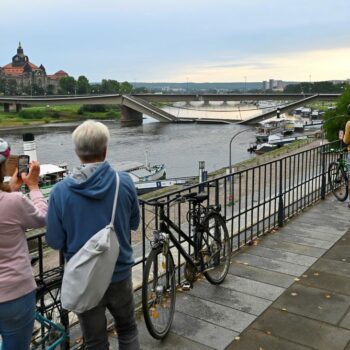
[107,195,350,349]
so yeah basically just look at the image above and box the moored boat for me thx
[115,161,166,182]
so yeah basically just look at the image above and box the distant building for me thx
[262,79,287,91]
[0,43,69,94]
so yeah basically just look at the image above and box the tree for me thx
[0,78,5,94]
[46,84,55,95]
[133,86,149,93]
[323,86,350,141]
[7,79,18,95]
[59,76,76,95]
[77,75,90,94]
[119,81,133,94]
[101,79,120,94]
[31,83,44,96]
[284,81,344,94]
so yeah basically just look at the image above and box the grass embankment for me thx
[0,104,121,128]
[139,138,318,200]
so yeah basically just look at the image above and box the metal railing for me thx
[27,140,342,347]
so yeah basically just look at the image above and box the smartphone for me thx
[18,155,30,177]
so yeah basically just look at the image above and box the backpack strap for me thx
[109,172,120,226]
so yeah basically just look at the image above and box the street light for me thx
[228,128,251,174]
[228,128,251,206]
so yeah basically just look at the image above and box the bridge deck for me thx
[107,195,350,349]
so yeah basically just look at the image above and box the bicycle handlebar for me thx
[141,192,201,207]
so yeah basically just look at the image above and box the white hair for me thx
[72,120,110,159]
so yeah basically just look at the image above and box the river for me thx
[1,104,263,178]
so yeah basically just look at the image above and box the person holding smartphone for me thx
[0,138,48,350]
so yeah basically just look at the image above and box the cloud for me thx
[1,0,350,81]
[168,47,350,82]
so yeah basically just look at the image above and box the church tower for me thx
[12,42,29,67]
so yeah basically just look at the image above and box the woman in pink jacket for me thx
[0,138,48,350]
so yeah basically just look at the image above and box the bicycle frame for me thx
[0,312,67,350]
[157,203,203,271]
[32,312,67,350]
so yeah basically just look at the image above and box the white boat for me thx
[293,117,305,132]
[268,134,308,146]
[254,143,278,154]
[255,116,295,142]
[115,161,166,183]
[135,178,188,195]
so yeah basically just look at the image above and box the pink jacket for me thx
[0,189,48,303]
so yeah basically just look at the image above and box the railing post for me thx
[321,144,326,200]
[215,179,220,207]
[278,159,284,227]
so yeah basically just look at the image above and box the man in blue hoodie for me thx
[46,120,140,350]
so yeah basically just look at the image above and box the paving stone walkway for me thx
[109,196,350,349]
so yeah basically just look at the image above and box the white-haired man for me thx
[46,120,140,350]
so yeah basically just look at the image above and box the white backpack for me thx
[61,172,120,313]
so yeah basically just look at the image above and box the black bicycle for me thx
[328,148,348,201]
[141,192,231,339]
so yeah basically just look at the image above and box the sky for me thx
[1,0,349,83]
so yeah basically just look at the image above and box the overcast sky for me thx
[1,0,349,83]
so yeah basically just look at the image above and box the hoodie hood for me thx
[65,161,115,200]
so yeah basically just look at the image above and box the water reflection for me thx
[1,118,256,178]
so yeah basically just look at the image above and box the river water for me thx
[1,104,264,178]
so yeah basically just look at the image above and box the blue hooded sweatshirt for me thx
[46,161,140,282]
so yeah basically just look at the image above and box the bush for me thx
[18,110,43,119]
[51,112,61,118]
[106,110,119,118]
[79,104,107,113]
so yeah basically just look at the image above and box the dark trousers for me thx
[77,275,140,350]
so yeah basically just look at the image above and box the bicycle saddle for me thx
[183,192,208,203]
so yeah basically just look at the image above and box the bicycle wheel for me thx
[142,245,176,339]
[200,212,231,285]
[328,162,348,201]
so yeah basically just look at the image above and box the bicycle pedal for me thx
[181,282,192,291]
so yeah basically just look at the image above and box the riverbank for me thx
[0,104,120,128]
[140,137,320,200]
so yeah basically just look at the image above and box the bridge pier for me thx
[203,100,210,106]
[16,104,22,113]
[120,106,143,125]
[3,103,10,113]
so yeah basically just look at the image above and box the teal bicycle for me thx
[0,263,68,350]
[328,148,349,201]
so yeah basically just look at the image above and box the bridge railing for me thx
[26,140,340,347]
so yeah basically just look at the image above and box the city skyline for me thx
[1,0,349,83]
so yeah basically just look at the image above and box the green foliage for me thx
[46,84,55,95]
[105,110,119,118]
[59,76,76,94]
[18,109,42,119]
[120,81,133,94]
[100,79,120,94]
[323,86,350,141]
[284,81,346,93]
[51,112,61,118]
[77,75,90,94]
[78,104,107,113]
[133,87,149,93]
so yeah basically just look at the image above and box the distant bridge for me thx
[0,93,339,124]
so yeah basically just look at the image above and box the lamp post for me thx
[229,128,251,174]
[228,128,251,205]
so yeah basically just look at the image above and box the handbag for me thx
[61,172,120,313]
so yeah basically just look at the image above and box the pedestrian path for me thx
[109,195,350,349]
